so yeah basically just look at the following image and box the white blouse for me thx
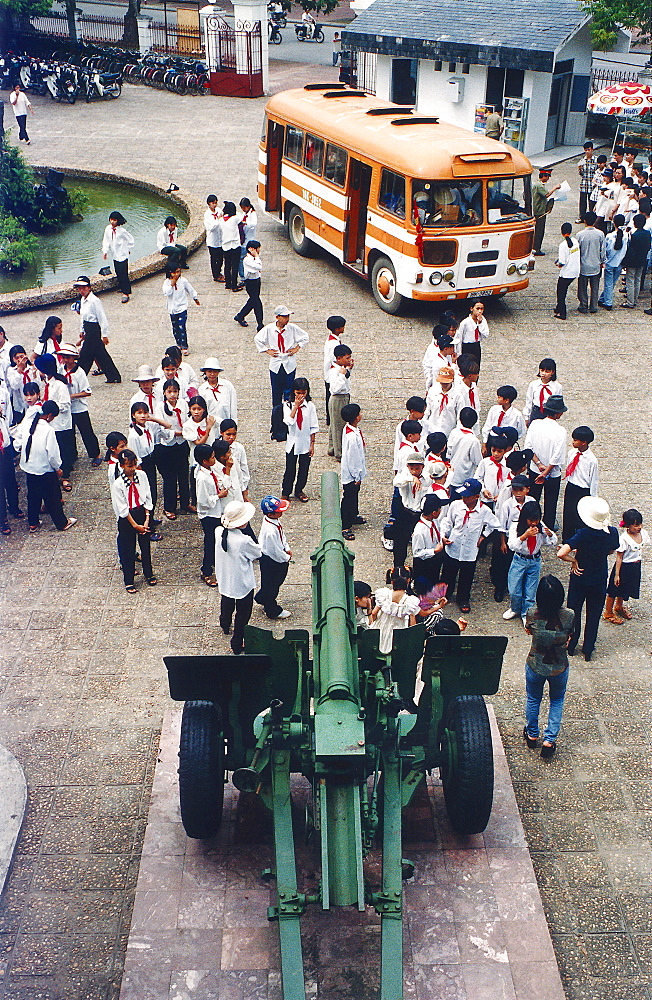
[214,529,261,598]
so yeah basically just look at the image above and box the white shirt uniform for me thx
[242,254,262,280]
[446,428,482,488]
[458,382,481,423]
[10,91,31,116]
[0,380,12,424]
[498,492,537,533]
[412,516,443,561]
[341,423,366,484]
[41,377,72,432]
[439,500,500,561]
[474,455,508,501]
[616,529,650,564]
[154,366,197,402]
[395,436,427,473]
[204,208,223,249]
[323,333,341,380]
[392,467,433,512]
[259,516,291,563]
[156,225,181,252]
[110,471,152,519]
[6,365,32,417]
[422,344,456,389]
[79,292,109,337]
[523,379,563,423]
[60,367,91,415]
[130,388,159,414]
[200,379,238,423]
[182,417,217,450]
[425,383,460,436]
[127,422,172,460]
[162,276,197,315]
[254,322,309,374]
[508,522,557,556]
[154,399,189,445]
[524,418,567,479]
[481,404,526,444]
[564,447,599,494]
[101,225,134,263]
[453,315,489,352]
[224,440,250,490]
[557,237,581,279]
[214,530,262,599]
[327,365,352,397]
[240,208,257,243]
[283,399,318,455]
[18,418,61,476]
[220,214,242,252]
[0,340,15,377]
[195,465,222,519]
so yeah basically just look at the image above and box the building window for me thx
[391,58,417,104]
[461,64,470,74]
[434,60,442,71]
[448,62,456,73]
[486,66,523,106]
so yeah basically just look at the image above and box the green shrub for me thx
[68,186,90,218]
[0,214,39,272]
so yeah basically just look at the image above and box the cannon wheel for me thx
[439,695,493,836]
[178,700,225,839]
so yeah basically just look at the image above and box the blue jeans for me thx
[525,665,569,742]
[238,244,247,279]
[507,553,541,616]
[599,265,620,307]
[170,310,188,349]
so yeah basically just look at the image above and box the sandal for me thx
[90,457,103,468]
[146,576,158,586]
[342,529,355,541]
[602,612,624,625]
[163,511,177,520]
[540,741,556,760]
[90,369,104,376]
[201,574,218,587]
[618,605,632,620]
[1,523,10,535]
[125,585,137,594]
[29,524,40,533]
[294,493,310,503]
[185,502,197,513]
[61,480,72,492]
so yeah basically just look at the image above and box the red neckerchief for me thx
[145,391,155,412]
[296,404,303,430]
[127,477,140,509]
[43,381,50,402]
[277,328,285,353]
[460,428,472,434]
[474,325,481,341]
[143,427,152,445]
[412,477,423,497]
[210,470,220,490]
[497,409,505,425]
[173,407,182,427]
[438,391,448,414]
[169,231,174,243]
[206,382,220,397]
[538,383,552,410]
[490,457,504,484]
[65,370,73,385]
[565,450,581,478]
[526,533,537,554]
[468,386,476,407]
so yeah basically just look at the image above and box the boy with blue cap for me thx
[439,478,500,613]
[254,495,292,619]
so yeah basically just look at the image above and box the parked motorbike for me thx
[78,69,122,101]
[44,64,78,103]
[19,57,50,96]
[268,21,283,44]
[294,21,324,42]
[0,54,17,89]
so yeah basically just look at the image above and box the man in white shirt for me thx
[254,305,309,408]
[17,401,76,531]
[204,194,224,282]
[74,276,122,384]
[10,84,33,143]
[524,395,568,531]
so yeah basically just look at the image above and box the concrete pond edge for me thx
[0,744,27,895]
[0,165,207,315]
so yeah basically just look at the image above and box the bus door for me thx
[343,158,372,269]
[266,120,284,215]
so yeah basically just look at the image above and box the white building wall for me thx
[416,62,486,131]
[522,71,553,158]
[374,54,392,101]
[556,22,592,146]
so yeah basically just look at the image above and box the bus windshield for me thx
[412,180,482,227]
[487,177,532,224]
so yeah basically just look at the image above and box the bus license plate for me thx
[467,289,493,297]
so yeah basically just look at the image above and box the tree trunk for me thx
[123,0,140,50]
[65,0,77,43]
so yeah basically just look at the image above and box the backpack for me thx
[270,403,288,442]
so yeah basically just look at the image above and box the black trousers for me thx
[255,554,289,618]
[562,481,590,543]
[324,380,331,425]
[534,213,547,252]
[200,515,221,577]
[223,247,241,290]
[555,276,574,319]
[270,365,295,408]
[528,473,560,532]
[412,552,444,587]
[459,341,481,367]
[114,258,131,296]
[16,114,29,141]
[0,447,20,521]
[140,452,158,511]
[158,442,190,513]
[208,246,223,280]
[442,552,477,608]
[578,191,589,221]
[117,506,153,586]
[78,323,121,383]
[341,481,360,530]
[26,471,67,530]
[567,576,606,658]
[55,428,76,478]
[235,277,263,328]
[72,411,100,460]
[282,449,311,498]
[220,589,254,654]
[490,535,512,592]
[393,508,421,568]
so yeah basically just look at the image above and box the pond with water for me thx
[0,176,189,293]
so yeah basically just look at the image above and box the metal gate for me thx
[204,14,263,98]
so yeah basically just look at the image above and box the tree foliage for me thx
[0,214,38,272]
[584,0,652,51]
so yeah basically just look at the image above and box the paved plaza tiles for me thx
[0,65,651,1000]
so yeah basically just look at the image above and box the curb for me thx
[0,745,27,895]
[0,166,207,315]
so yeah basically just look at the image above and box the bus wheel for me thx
[287,206,315,257]
[371,256,403,314]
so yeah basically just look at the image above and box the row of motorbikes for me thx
[267,2,325,44]
[0,52,122,103]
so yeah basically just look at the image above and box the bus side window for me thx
[379,169,406,219]
[324,143,347,187]
[285,126,304,165]
[304,134,325,175]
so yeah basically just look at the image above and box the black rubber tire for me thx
[370,255,403,314]
[287,205,315,257]
[107,81,121,98]
[269,28,282,44]
[178,700,225,839]
[314,26,324,42]
[440,695,494,836]
[66,90,76,104]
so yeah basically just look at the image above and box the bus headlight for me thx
[429,271,443,285]
[517,262,529,275]
[443,270,454,282]
[506,263,517,276]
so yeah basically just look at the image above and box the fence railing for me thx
[26,12,71,38]
[150,20,204,55]
[590,66,639,94]
[78,14,129,47]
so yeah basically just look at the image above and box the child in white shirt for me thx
[395,420,426,473]
[340,403,366,540]
[453,300,489,367]
[425,366,460,436]
[219,419,250,501]
[323,315,346,425]
[254,495,292,619]
[523,359,562,425]
[281,378,318,502]
[482,385,525,451]
[393,396,427,469]
[447,407,482,489]
[561,425,598,542]
[162,265,200,355]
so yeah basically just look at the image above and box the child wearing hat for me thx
[446,407,482,489]
[254,306,309,408]
[33,353,75,491]
[15,401,77,533]
[56,344,101,468]
[439,479,500,613]
[254,496,292,619]
[425,366,460,436]
[198,358,238,424]
[282,378,318,502]
[215,500,262,655]
[481,385,525,449]
[561,426,598,543]
[74,275,121,384]
[110,447,155,592]
[412,493,449,585]
[524,395,568,532]
[391,452,432,569]
[323,315,346,424]
[422,324,458,389]
[162,265,200,355]
[475,429,511,505]
[130,366,160,415]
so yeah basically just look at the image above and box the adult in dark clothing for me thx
[557,496,618,662]
[621,213,652,309]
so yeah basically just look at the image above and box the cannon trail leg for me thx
[380,746,403,1000]
[270,748,307,1000]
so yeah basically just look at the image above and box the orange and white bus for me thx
[258,84,536,314]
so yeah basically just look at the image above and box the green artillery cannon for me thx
[164,471,507,1000]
